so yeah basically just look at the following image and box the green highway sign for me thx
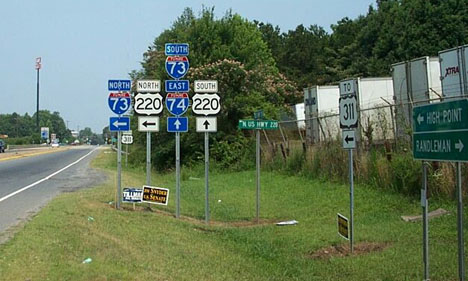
[413,99,468,132]
[238,119,279,130]
[413,99,468,161]
[413,131,467,161]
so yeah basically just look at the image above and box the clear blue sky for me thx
[0,0,375,133]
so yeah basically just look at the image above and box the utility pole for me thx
[35,57,41,129]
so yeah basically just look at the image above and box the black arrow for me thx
[345,135,354,144]
[203,120,210,130]
[143,121,156,127]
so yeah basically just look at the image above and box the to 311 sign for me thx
[339,79,359,129]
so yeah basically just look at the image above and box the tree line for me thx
[127,0,468,170]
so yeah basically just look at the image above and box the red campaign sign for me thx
[109,92,131,98]
[166,93,188,98]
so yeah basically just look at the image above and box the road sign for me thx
[413,99,468,161]
[165,43,189,56]
[342,130,356,149]
[165,93,189,116]
[142,185,169,205]
[122,134,133,144]
[165,56,189,79]
[337,213,349,240]
[339,79,357,95]
[339,94,358,128]
[138,116,159,132]
[254,110,263,120]
[167,117,188,132]
[196,117,217,132]
[194,80,218,93]
[165,80,189,92]
[122,188,143,203]
[413,99,468,132]
[109,117,130,131]
[136,80,160,92]
[192,94,221,116]
[108,80,131,91]
[108,92,131,115]
[238,119,279,130]
[134,93,163,115]
[40,127,49,139]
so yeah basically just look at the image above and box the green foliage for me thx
[390,152,422,195]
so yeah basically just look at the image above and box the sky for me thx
[0,0,375,133]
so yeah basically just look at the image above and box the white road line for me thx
[0,148,98,203]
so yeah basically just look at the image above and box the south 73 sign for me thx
[339,94,358,128]
[165,56,189,79]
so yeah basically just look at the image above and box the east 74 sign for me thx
[339,94,358,128]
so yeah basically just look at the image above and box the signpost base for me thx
[116,131,122,210]
[256,129,260,224]
[457,162,465,281]
[176,132,180,218]
[205,132,210,224]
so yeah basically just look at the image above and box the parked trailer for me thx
[357,77,395,142]
[439,45,468,98]
[392,57,442,140]
[304,85,340,144]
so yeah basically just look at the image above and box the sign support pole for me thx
[422,162,429,281]
[125,144,128,167]
[176,132,181,218]
[349,148,354,254]
[205,132,210,224]
[116,131,122,209]
[256,129,260,224]
[146,132,151,185]
[457,161,465,281]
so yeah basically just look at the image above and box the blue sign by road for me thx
[108,80,131,91]
[167,117,188,132]
[165,43,189,56]
[165,93,189,116]
[165,56,189,79]
[109,117,130,131]
[108,92,131,115]
[165,80,189,92]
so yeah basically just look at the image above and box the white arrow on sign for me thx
[417,114,424,125]
[455,139,464,152]
[113,120,127,128]
[174,119,181,130]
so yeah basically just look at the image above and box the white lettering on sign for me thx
[166,45,189,55]
[137,80,161,92]
[426,108,462,125]
[194,80,218,93]
[415,139,451,153]
[109,81,131,91]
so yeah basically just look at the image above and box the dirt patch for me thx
[307,242,390,259]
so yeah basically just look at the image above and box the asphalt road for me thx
[0,146,104,243]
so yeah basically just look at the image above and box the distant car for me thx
[0,140,5,153]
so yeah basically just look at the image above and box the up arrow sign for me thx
[174,119,181,130]
[455,139,464,152]
[417,114,424,125]
[196,117,217,133]
[203,120,210,130]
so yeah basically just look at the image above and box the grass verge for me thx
[0,148,465,280]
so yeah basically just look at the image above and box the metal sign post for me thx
[457,162,465,281]
[117,131,122,209]
[349,148,354,253]
[146,132,151,185]
[204,132,210,223]
[176,132,181,218]
[256,128,260,223]
[422,163,429,281]
[339,79,359,254]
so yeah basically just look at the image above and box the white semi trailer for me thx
[304,77,394,144]
[391,57,442,140]
[439,45,468,98]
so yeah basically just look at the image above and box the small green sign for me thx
[413,99,468,132]
[238,119,279,130]
[413,131,468,162]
